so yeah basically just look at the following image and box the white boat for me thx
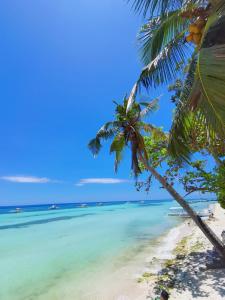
[168,207,212,218]
[48,205,59,210]
[11,207,22,213]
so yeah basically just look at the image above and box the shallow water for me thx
[0,200,210,299]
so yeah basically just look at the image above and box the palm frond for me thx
[127,36,190,113]
[168,4,225,160]
[127,83,139,113]
[168,57,197,160]
[88,137,102,156]
[136,131,149,163]
[139,34,191,89]
[140,98,159,118]
[110,133,126,172]
[140,123,168,139]
[96,128,117,140]
[169,43,225,160]
[128,0,184,17]
[209,0,225,12]
[88,121,120,156]
[139,10,189,65]
[196,44,225,135]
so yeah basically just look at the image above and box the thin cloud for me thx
[75,178,129,186]
[0,176,53,183]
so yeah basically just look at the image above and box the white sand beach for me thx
[141,204,225,300]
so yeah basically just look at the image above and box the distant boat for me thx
[140,200,145,204]
[168,207,212,218]
[97,202,103,206]
[80,204,87,208]
[10,208,22,213]
[48,205,59,210]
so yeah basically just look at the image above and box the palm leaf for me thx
[126,83,139,113]
[139,10,190,65]
[128,0,184,17]
[168,57,197,160]
[169,4,225,160]
[110,133,126,172]
[140,98,159,118]
[140,123,168,139]
[127,36,190,112]
[88,121,120,156]
[88,138,102,156]
[139,33,191,89]
[196,44,225,135]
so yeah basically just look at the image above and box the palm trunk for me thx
[139,153,225,261]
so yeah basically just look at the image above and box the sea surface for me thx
[0,200,213,300]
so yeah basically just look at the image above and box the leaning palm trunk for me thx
[138,152,225,261]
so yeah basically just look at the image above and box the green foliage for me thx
[173,236,189,255]
[168,55,225,161]
[88,97,162,176]
[179,160,217,196]
[127,0,225,163]
[139,11,190,66]
[110,133,125,172]
[137,133,225,208]
[129,0,188,17]
[215,162,225,208]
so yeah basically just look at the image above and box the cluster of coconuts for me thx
[186,17,207,45]
[181,7,209,46]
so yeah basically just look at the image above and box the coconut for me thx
[192,33,202,45]
[189,24,201,34]
[186,33,193,42]
[195,18,206,29]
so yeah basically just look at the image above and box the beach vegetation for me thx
[136,132,225,205]
[190,240,204,252]
[142,271,154,278]
[164,259,176,268]
[173,236,189,255]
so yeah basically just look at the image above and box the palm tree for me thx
[127,0,225,159]
[88,98,225,260]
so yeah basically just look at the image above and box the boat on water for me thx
[168,207,212,218]
[48,205,59,210]
[10,208,22,213]
[80,203,87,208]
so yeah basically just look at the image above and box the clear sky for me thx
[0,0,191,205]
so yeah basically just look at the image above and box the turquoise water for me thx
[0,200,209,300]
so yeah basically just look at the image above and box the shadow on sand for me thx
[152,249,225,299]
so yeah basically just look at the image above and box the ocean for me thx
[0,200,212,300]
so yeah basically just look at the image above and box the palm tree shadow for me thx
[153,249,225,298]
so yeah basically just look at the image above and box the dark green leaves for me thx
[110,133,126,172]
[88,98,160,176]
[88,138,102,156]
[129,0,184,17]
[139,11,190,65]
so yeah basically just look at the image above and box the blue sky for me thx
[0,0,192,205]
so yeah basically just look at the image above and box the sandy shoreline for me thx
[34,204,225,300]
[138,204,225,300]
